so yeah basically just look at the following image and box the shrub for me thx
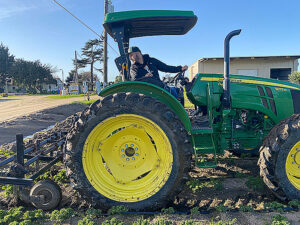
[107,205,128,215]
[152,218,173,225]
[238,204,253,212]
[2,184,13,196]
[86,208,102,219]
[289,71,300,84]
[190,206,199,215]
[132,218,150,225]
[78,216,97,225]
[50,208,75,222]
[271,214,290,225]
[288,200,300,208]
[102,217,125,225]
[161,207,175,215]
[215,205,228,212]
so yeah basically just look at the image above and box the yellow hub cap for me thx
[82,114,173,202]
[285,141,300,190]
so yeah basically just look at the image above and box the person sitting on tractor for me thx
[128,46,188,90]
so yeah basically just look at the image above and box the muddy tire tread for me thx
[258,114,300,200]
[64,93,192,210]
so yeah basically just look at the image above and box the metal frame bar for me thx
[0,133,65,187]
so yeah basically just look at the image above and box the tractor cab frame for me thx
[103,10,197,80]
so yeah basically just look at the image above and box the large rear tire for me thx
[258,114,300,200]
[65,93,192,210]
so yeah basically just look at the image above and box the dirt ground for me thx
[0,103,299,224]
[0,103,90,145]
[0,95,99,123]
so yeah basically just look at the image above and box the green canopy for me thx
[103,10,197,39]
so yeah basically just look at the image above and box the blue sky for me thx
[0,0,299,82]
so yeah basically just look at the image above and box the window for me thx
[270,68,291,81]
[237,69,258,76]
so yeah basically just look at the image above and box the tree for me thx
[9,59,55,93]
[0,43,15,89]
[66,69,76,84]
[289,71,300,84]
[81,38,104,90]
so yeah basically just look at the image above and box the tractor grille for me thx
[257,86,277,115]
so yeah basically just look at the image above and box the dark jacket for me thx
[130,54,182,88]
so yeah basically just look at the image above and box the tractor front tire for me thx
[258,114,300,200]
[65,93,192,210]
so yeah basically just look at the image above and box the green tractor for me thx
[65,10,300,210]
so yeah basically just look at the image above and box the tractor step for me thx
[194,146,215,154]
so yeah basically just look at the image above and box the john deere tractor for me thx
[65,10,300,210]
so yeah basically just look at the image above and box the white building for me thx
[189,55,300,81]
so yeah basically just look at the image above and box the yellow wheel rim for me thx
[82,114,173,202]
[285,141,300,190]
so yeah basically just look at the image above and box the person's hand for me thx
[145,73,153,77]
[181,65,188,71]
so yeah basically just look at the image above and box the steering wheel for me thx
[174,71,185,86]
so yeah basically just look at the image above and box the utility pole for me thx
[60,69,64,83]
[103,0,109,86]
[90,45,94,91]
[5,79,8,94]
[74,50,79,83]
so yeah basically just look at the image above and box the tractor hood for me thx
[103,10,197,39]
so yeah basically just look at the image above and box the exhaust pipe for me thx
[223,29,241,108]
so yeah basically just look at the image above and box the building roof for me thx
[198,55,300,62]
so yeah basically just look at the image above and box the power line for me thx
[53,0,118,55]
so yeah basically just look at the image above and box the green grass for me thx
[73,99,98,105]
[270,214,290,225]
[184,91,194,108]
[45,94,85,99]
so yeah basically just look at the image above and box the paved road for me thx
[0,95,99,123]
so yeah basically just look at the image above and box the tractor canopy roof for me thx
[103,10,197,39]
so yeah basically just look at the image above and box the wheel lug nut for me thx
[135,147,138,150]
[121,149,124,152]
[126,158,130,161]
[292,161,296,164]
[132,157,135,160]
[122,154,125,157]
[136,153,139,156]
[131,144,134,147]
[291,154,295,157]
[125,144,128,147]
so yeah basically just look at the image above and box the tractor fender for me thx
[99,81,192,134]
